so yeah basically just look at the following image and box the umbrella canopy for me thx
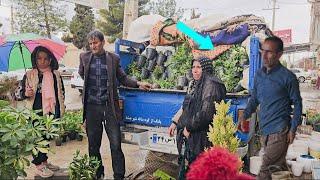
[0,33,67,72]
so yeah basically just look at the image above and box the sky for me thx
[0,0,312,45]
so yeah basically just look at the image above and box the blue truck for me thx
[116,36,262,156]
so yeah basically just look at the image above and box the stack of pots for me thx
[138,48,172,81]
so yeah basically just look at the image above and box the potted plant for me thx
[141,68,150,79]
[156,52,167,66]
[69,150,101,180]
[0,107,59,179]
[146,48,157,60]
[207,101,240,154]
[147,58,157,71]
[136,55,147,69]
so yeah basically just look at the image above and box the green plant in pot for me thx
[0,107,59,179]
[207,101,240,153]
[68,150,101,180]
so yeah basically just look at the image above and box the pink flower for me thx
[186,147,254,180]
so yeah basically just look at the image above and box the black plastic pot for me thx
[177,76,188,87]
[62,134,68,143]
[147,59,157,71]
[141,68,150,79]
[164,50,173,57]
[68,131,77,140]
[76,134,83,141]
[55,137,62,146]
[162,71,169,80]
[137,55,147,69]
[186,69,193,80]
[156,53,167,66]
[146,48,157,60]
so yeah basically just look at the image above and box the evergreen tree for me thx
[96,0,149,43]
[146,0,184,19]
[70,4,95,50]
[14,0,67,37]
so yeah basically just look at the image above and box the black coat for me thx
[177,74,226,157]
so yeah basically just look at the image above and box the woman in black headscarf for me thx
[168,57,226,179]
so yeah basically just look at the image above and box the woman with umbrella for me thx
[16,46,65,178]
[168,57,226,179]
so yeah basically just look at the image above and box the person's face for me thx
[192,60,202,80]
[261,41,283,69]
[36,51,51,69]
[88,37,105,55]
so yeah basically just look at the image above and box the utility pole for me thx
[42,0,51,39]
[10,5,14,34]
[263,0,279,31]
[271,0,276,31]
[123,0,138,39]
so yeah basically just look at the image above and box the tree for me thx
[14,0,67,38]
[146,0,184,19]
[69,4,95,50]
[96,0,150,43]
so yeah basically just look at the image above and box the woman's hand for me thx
[25,86,34,97]
[183,127,190,138]
[168,123,177,136]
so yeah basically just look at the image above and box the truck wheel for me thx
[78,89,83,94]
[298,76,305,83]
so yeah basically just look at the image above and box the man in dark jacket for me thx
[79,30,151,179]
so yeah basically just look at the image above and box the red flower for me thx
[186,147,254,180]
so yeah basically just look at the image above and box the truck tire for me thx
[78,89,83,94]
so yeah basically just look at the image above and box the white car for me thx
[290,68,313,83]
[70,71,84,94]
[0,70,26,81]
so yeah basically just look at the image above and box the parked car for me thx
[58,64,77,78]
[290,68,313,83]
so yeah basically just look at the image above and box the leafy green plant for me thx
[128,62,141,80]
[0,107,59,179]
[68,150,101,180]
[213,45,248,92]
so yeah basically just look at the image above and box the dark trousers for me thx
[86,103,125,179]
[257,127,289,180]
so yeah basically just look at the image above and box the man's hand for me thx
[287,131,295,144]
[237,114,249,133]
[183,127,190,138]
[168,123,177,137]
[25,86,34,97]
[137,81,152,90]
